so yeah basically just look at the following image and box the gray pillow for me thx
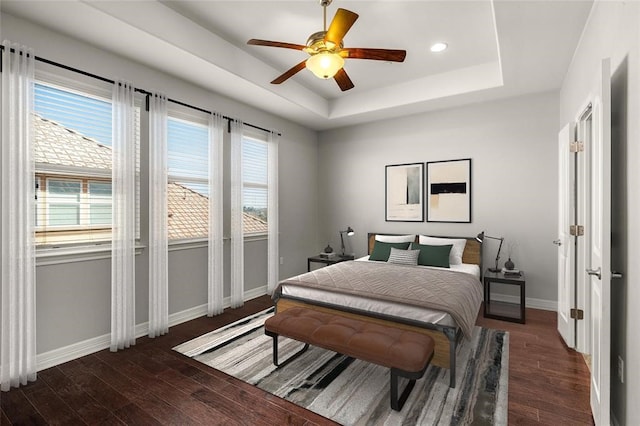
[387,247,420,266]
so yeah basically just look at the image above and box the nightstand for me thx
[307,254,354,272]
[483,270,526,323]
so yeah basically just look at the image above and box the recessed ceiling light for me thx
[430,42,448,53]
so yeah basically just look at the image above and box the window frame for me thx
[34,69,141,257]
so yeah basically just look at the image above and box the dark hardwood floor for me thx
[1,296,593,425]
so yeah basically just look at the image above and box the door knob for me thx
[586,267,602,280]
[552,239,562,246]
[612,271,623,279]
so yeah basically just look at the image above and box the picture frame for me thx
[426,158,472,223]
[385,162,424,222]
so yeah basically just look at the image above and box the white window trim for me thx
[36,243,146,266]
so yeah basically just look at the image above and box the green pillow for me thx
[369,241,411,261]
[411,243,452,268]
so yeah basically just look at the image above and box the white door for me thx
[587,58,611,426]
[557,123,575,348]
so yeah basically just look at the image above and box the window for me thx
[242,135,268,235]
[167,115,209,241]
[34,81,139,246]
[46,179,82,226]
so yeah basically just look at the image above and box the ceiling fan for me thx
[247,0,406,91]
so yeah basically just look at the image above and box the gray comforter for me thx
[274,261,483,338]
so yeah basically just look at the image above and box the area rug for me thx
[174,308,509,425]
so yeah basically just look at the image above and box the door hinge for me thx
[570,225,584,236]
[570,141,584,153]
[570,308,584,320]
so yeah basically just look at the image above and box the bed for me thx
[272,233,483,388]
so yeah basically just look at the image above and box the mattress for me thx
[279,259,481,329]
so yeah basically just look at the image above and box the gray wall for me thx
[318,92,559,305]
[1,13,319,355]
[559,2,640,424]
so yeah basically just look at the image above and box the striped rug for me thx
[174,308,509,425]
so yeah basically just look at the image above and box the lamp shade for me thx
[346,226,355,236]
[306,52,344,79]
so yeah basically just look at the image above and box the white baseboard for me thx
[36,333,112,372]
[489,293,557,311]
[36,286,269,372]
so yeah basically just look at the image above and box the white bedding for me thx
[279,259,481,328]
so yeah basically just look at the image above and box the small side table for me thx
[483,270,526,323]
[307,254,354,272]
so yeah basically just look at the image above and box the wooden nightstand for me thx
[483,270,526,323]
[307,254,354,272]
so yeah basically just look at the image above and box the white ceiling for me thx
[1,0,593,131]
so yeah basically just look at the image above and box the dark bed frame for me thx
[273,233,483,388]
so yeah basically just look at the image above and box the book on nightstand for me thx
[501,267,521,277]
[319,252,336,259]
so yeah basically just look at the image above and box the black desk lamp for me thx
[476,231,504,273]
[339,226,355,257]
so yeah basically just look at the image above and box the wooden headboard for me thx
[367,233,482,267]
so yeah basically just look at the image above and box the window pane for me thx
[47,180,81,227]
[168,181,209,241]
[49,204,80,226]
[167,117,210,241]
[243,187,267,214]
[168,118,208,180]
[242,136,268,235]
[49,180,82,199]
[34,81,140,246]
[35,84,112,146]
[90,204,112,225]
[89,182,112,198]
[243,138,268,184]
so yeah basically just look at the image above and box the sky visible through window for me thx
[35,83,112,146]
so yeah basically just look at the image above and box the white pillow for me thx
[387,247,420,266]
[375,234,416,243]
[419,235,467,265]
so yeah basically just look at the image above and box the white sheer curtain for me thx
[230,119,244,308]
[208,113,225,316]
[111,80,136,352]
[148,93,168,337]
[0,41,36,392]
[267,131,279,294]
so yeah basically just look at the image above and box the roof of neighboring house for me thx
[33,114,268,236]
[34,115,112,170]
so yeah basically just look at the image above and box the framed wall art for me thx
[385,162,424,222]
[426,158,471,223]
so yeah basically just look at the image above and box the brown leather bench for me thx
[264,307,435,411]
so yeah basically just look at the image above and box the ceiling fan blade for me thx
[342,48,407,62]
[247,39,306,51]
[271,60,307,84]
[325,8,359,45]
[334,68,355,92]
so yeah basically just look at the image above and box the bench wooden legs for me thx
[267,331,309,368]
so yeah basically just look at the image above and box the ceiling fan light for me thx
[306,51,344,79]
[430,42,448,53]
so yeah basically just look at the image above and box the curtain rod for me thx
[0,45,281,136]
